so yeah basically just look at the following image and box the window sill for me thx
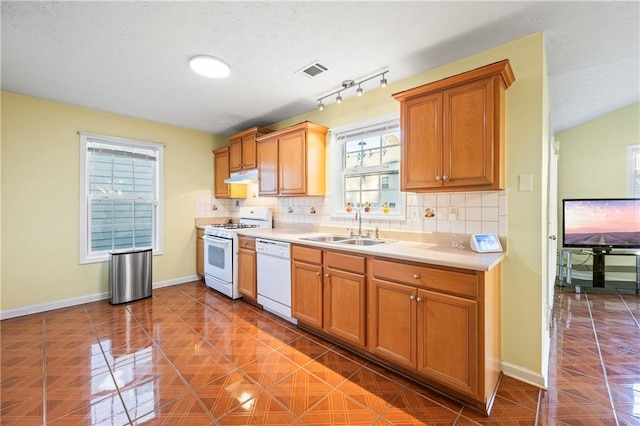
[331,212,406,221]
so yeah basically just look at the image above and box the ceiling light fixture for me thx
[189,55,231,78]
[380,72,388,87]
[317,71,389,110]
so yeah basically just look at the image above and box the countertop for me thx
[237,228,505,272]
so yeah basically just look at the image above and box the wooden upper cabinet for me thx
[213,147,246,199]
[228,127,272,172]
[256,121,328,196]
[393,59,515,192]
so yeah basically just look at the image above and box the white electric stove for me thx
[203,206,272,298]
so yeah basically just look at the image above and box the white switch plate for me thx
[518,174,533,191]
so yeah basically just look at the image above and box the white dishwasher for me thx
[256,238,297,324]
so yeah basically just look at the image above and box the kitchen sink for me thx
[338,238,387,246]
[300,235,351,243]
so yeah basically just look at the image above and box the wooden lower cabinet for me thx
[291,245,501,414]
[417,289,479,398]
[196,228,204,278]
[237,236,256,299]
[370,278,417,369]
[324,266,367,347]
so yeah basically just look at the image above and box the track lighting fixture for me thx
[316,70,389,110]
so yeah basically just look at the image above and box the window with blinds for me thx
[79,133,164,263]
[331,114,405,218]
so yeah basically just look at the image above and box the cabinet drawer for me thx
[293,245,322,264]
[238,236,255,251]
[371,259,477,298]
[325,251,366,274]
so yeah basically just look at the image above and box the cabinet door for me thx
[238,248,256,299]
[213,148,231,198]
[278,130,306,195]
[443,77,494,187]
[241,134,258,169]
[257,137,278,195]
[292,260,323,328]
[324,267,366,347]
[369,278,416,369]
[229,138,243,172]
[401,92,443,191]
[196,230,204,278]
[417,289,478,398]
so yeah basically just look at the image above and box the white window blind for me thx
[80,133,164,264]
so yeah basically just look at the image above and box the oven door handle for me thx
[203,235,232,247]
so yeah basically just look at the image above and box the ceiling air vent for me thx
[297,61,329,78]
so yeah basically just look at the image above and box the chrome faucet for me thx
[355,207,363,238]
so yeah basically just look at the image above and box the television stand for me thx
[558,248,639,294]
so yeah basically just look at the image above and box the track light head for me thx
[336,93,343,104]
[318,101,324,111]
[380,73,388,87]
[356,85,363,96]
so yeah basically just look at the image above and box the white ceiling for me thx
[2,1,638,136]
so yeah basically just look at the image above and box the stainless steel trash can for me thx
[109,248,152,304]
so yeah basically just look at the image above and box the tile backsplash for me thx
[196,184,507,237]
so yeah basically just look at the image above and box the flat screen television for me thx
[562,198,640,251]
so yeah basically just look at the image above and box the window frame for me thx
[627,144,640,197]
[79,132,164,264]
[330,113,406,220]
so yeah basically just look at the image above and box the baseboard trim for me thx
[502,361,548,389]
[0,275,200,320]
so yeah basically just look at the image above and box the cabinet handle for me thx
[413,273,420,279]
[442,175,449,181]
[435,175,442,181]
[416,297,423,302]
[409,295,415,300]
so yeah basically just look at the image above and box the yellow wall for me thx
[1,92,225,311]
[273,33,549,381]
[557,102,639,199]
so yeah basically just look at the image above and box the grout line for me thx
[41,315,47,426]
[584,293,620,426]
[616,289,640,328]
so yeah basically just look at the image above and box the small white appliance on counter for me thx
[256,238,296,324]
[203,206,272,298]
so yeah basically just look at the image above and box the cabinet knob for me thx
[325,273,330,278]
[413,273,420,279]
[435,175,442,181]
[416,297,423,302]
[409,295,416,300]
[243,241,247,246]
[316,272,321,276]
[549,235,557,240]
[442,175,449,181]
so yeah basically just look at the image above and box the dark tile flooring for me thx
[1,281,639,425]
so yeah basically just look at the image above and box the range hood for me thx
[224,169,259,184]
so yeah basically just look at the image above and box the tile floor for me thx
[1,281,639,425]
